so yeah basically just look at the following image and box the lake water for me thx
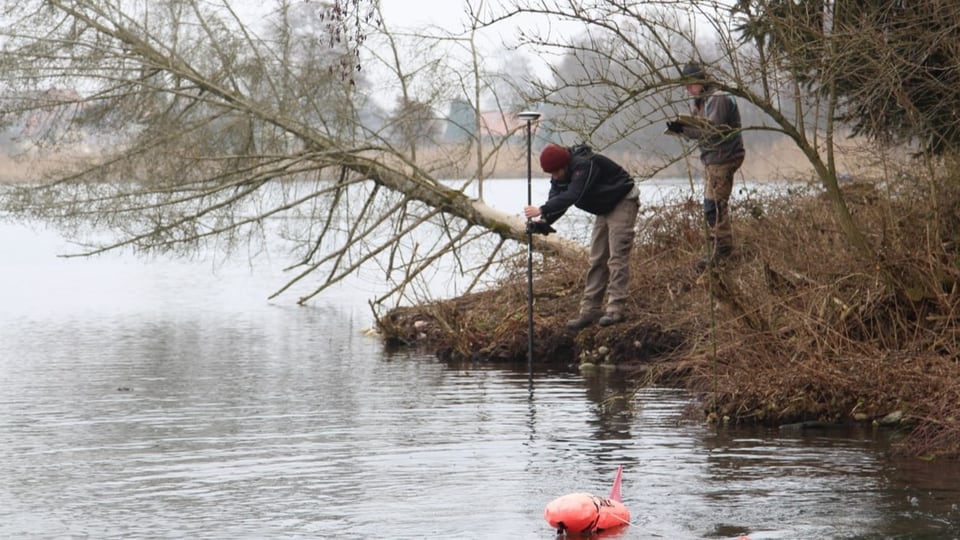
[2,179,959,539]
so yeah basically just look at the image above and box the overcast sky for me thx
[378,0,471,30]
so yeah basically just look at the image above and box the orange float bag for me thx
[543,466,631,535]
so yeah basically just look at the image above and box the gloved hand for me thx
[525,220,556,236]
[666,120,684,133]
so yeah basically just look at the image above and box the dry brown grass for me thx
[0,150,102,184]
[380,161,960,459]
[409,135,899,183]
[2,135,886,184]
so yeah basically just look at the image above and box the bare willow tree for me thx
[500,0,956,266]
[733,0,960,256]
[0,0,582,310]
[737,0,960,157]
[5,0,949,311]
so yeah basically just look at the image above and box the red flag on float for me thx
[609,465,623,502]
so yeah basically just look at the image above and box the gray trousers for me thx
[580,192,639,315]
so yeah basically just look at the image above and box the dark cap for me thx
[681,63,707,82]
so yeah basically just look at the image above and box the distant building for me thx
[443,99,528,143]
[478,111,525,139]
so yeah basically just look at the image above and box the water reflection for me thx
[2,215,960,539]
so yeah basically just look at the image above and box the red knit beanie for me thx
[539,144,571,173]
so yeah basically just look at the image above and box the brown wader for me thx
[703,156,744,261]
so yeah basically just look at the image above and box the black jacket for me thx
[539,151,634,224]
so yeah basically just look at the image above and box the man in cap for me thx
[666,62,745,271]
[524,144,639,330]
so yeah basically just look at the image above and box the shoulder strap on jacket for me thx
[569,143,594,158]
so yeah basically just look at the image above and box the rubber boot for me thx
[566,311,602,330]
[695,244,733,273]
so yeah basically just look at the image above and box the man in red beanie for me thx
[523,143,639,330]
